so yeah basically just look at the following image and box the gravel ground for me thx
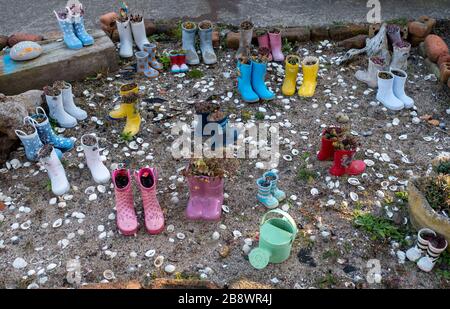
[0,35,449,289]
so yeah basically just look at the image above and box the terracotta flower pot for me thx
[408,178,450,252]
[408,21,429,38]
[437,53,450,68]
[440,62,450,83]
[424,34,449,62]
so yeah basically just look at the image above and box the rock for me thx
[99,12,118,28]
[418,42,426,58]
[439,62,450,83]
[212,31,220,49]
[424,58,441,79]
[418,16,436,32]
[226,32,240,50]
[329,24,368,41]
[408,21,429,38]
[282,27,311,42]
[8,33,44,47]
[336,112,349,123]
[164,264,176,274]
[437,53,450,68]
[428,119,440,126]
[0,90,44,163]
[219,245,230,258]
[337,34,368,49]
[13,257,27,269]
[424,35,449,62]
[10,41,43,61]
[0,35,8,50]
[310,26,330,41]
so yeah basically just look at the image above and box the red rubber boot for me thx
[329,149,366,177]
[317,130,336,161]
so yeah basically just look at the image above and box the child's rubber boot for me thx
[112,168,138,236]
[281,55,300,96]
[237,61,259,103]
[256,177,279,209]
[81,134,110,184]
[251,60,275,100]
[329,149,366,177]
[298,56,319,97]
[38,144,70,196]
[109,83,139,120]
[263,170,286,202]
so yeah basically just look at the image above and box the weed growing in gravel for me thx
[316,270,338,288]
[255,111,265,121]
[394,191,408,203]
[282,38,294,54]
[322,249,340,262]
[187,69,204,79]
[353,211,403,242]
[297,152,317,183]
[159,54,171,71]
[241,110,252,122]
[120,131,134,142]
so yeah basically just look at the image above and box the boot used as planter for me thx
[135,51,159,78]
[38,144,70,196]
[68,2,94,47]
[281,55,300,96]
[256,29,272,61]
[268,28,284,62]
[182,21,199,65]
[193,102,220,137]
[116,17,133,58]
[355,56,386,88]
[417,234,448,272]
[54,10,83,50]
[407,177,450,253]
[205,110,238,149]
[390,41,411,71]
[121,93,141,137]
[81,134,110,184]
[256,177,279,209]
[235,21,254,59]
[329,135,365,177]
[237,58,259,103]
[134,167,164,235]
[386,24,403,46]
[130,14,150,51]
[44,84,78,128]
[263,171,286,202]
[30,107,74,152]
[317,127,345,161]
[143,43,163,71]
[298,56,319,97]
[251,59,275,101]
[61,82,87,121]
[112,168,139,235]
[169,50,188,73]
[376,71,404,110]
[15,118,45,162]
[198,20,217,65]
[390,68,414,108]
[248,209,298,269]
[406,228,436,262]
[109,83,138,120]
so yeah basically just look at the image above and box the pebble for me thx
[212,231,220,240]
[145,250,156,258]
[242,244,252,255]
[52,218,63,228]
[89,193,98,201]
[177,233,186,240]
[311,188,319,196]
[49,198,57,205]
[164,264,176,274]
[47,263,57,271]
[13,257,27,269]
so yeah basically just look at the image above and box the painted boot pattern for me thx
[15,118,45,162]
[263,171,286,202]
[54,10,83,50]
[136,51,159,78]
[112,168,138,236]
[143,43,163,71]
[256,177,279,209]
[406,228,436,262]
[417,236,448,272]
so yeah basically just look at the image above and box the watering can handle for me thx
[260,209,298,240]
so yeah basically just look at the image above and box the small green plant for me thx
[322,249,340,262]
[159,54,171,71]
[148,33,170,42]
[241,110,252,122]
[353,211,404,242]
[417,175,450,213]
[316,271,338,288]
[386,17,408,27]
[395,191,408,203]
[282,38,294,54]
[297,168,317,183]
[187,69,204,79]
[120,131,134,142]
[255,111,265,121]
[434,159,450,175]
[332,21,345,26]
[45,180,52,192]
[49,117,58,130]
[172,20,183,40]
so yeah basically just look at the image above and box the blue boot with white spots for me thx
[31,108,74,152]
[73,16,94,46]
[17,117,63,161]
[54,10,83,50]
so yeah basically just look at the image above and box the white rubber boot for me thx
[390,68,414,109]
[45,91,78,128]
[376,71,404,111]
[62,82,87,121]
[182,22,200,65]
[81,134,111,184]
[116,19,133,58]
[390,42,411,71]
[406,228,436,262]
[130,19,150,51]
[355,57,385,88]
[38,144,70,196]
[417,236,448,272]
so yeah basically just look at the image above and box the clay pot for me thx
[418,16,436,31]
[408,21,429,38]
[7,33,44,47]
[338,34,367,49]
[99,12,118,28]
[437,53,450,67]
[424,34,449,62]
[439,62,450,83]
[408,178,450,252]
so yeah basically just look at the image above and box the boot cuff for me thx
[302,56,319,67]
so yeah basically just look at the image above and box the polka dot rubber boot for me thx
[54,10,83,50]
[31,107,75,152]
[73,16,94,46]
[112,168,138,236]
[15,118,44,162]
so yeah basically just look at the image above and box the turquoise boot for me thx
[251,60,275,100]
[256,177,279,209]
[73,16,94,46]
[237,61,259,103]
[263,171,286,202]
[54,10,83,50]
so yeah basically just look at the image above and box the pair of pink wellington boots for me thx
[186,176,224,221]
[112,167,164,235]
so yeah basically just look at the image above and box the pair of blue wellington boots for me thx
[256,171,286,209]
[15,107,74,162]
[237,60,275,102]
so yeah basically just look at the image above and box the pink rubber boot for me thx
[186,176,206,220]
[135,167,165,235]
[257,33,273,61]
[269,31,284,62]
[201,177,224,221]
[112,169,138,235]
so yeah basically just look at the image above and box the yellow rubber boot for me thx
[122,103,141,137]
[281,55,300,96]
[298,56,319,97]
[109,83,139,119]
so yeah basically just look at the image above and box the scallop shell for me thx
[348,178,360,186]
[381,181,389,188]
[389,185,398,191]
[283,155,293,161]
[350,192,359,202]
[103,270,115,280]
[364,159,375,167]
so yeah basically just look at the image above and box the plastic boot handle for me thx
[260,209,298,242]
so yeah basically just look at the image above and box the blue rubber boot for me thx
[251,61,275,100]
[207,117,238,150]
[237,61,259,103]
[31,108,74,152]
[198,20,217,65]
[54,11,83,50]
[182,22,199,65]
[73,16,94,46]
[18,117,63,160]
[256,177,279,209]
[263,170,286,202]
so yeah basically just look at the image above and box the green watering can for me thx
[249,209,298,269]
